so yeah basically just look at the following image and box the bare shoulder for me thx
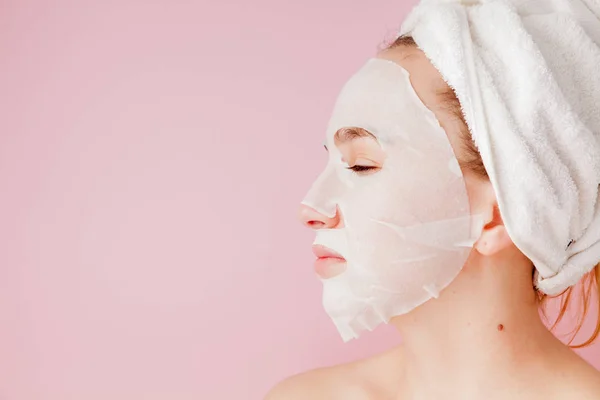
[263,364,367,400]
[264,346,403,400]
[561,362,600,399]
[543,352,600,400]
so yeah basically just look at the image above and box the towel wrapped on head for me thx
[399,0,600,295]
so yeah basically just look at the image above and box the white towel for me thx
[399,0,600,295]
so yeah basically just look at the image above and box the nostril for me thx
[307,220,325,229]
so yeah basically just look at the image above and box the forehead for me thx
[325,56,439,144]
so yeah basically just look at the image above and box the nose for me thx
[298,203,342,229]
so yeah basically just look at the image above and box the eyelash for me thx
[346,165,378,174]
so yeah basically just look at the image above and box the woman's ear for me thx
[474,204,513,256]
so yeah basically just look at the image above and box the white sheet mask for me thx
[301,58,485,342]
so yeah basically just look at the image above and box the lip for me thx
[312,245,346,279]
[312,245,345,260]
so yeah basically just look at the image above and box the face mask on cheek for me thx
[300,58,485,342]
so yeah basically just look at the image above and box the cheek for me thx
[339,144,469,229]
[338,170,418,231]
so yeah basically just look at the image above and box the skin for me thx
[265,46,600,399]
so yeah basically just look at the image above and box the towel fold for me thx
[399,0,600,295]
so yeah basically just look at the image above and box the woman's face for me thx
[297,47,488,341]
[299,46,479,280]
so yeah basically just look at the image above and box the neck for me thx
[389,248,568,399]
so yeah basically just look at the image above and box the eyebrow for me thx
[325,127,377,151]
[323,127,378,151]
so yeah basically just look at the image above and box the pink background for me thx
[1,0,598,399]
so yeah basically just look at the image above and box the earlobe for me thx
[474,204,513,256]
[475,224,513,255]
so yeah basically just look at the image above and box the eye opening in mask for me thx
[332,127,384,175]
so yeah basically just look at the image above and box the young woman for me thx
[267,1,600,398]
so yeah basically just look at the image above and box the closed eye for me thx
[346,165,379,174]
